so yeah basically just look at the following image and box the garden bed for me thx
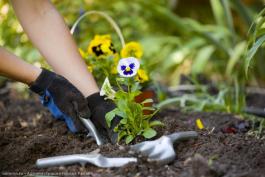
[0,89,265,177]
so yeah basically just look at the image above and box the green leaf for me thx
[105,109,117,127]
[221,0,235,39]
[115,90,127,99]
[143,128,157,139]
[192,46,215,74]
[210,0,225,27]
[118,131,127,142]
[231,0,253,28]
[116,77,125,83]
[150,120,164,127]
[114,109,126,118]
[195,31,230,56]
[142,107,156,111]
[245,35,265,75]
[100,77,116,100]
[155,97,182,109]
[226,41,247,76]
[125,135,134,144]
[141,98,154,104]
[131,82,141,92]
[120,118,127,124]
[117,99,128,111]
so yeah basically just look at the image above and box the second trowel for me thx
[131,131,198,164]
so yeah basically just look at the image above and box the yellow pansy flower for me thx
[87,34,116,58]
[136,69,149,83]
[121,42,143,59]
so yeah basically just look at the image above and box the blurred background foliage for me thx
[1,0,265,113]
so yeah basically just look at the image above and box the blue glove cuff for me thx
[40,90,78,133]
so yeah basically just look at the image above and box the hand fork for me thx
[130,131,198,165]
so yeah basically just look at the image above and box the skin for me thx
[0,0,99,97]
[0,47,41,85]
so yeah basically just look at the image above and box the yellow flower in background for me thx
[111,66,118,74]
[196,118,204,130]
[121,42,143,59]
[88,34,116,58]
[111,54,120,74]
[136,69,149,83]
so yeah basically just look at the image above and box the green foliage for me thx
[1,0,265,119]
[245,8,265,76]
[102,77,163,144]
[1,0,264,86]
[157,83,245,114]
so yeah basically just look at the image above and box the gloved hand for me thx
[29,68,91,133]
[87,92,120,144]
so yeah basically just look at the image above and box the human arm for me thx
[0,47,41,85]
[10,0,99,97]
[10,0,119,142]
[0,47,89,133]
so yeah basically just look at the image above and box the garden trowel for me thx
[36,153,137,168]
[79,116,105,146]
[130,131,198,165]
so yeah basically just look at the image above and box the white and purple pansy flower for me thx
[117,57,140,77]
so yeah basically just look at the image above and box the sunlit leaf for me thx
[125,135,134,144]
[118,131,127,142]
[192,46,215,74]
[143,128,157,139]
[150,120,164,127]
[245,35,265,75]
[105,109,117,127]
[141,98,154,104]
[226,41,247,76]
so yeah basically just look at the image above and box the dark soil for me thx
[0,89,265,177]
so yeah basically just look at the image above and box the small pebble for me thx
[118,146,125,151]
[59,166,65,170]
[128,150,135,155]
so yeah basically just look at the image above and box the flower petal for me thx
[129,63,135,69]
[117,57,140,77]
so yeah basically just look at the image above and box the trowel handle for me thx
[36,155,83,168]
[167,131,198,142]
[36,154,97,168]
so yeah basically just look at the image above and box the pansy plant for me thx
[80,34,119,85]
[101,57,163,144]
[79,34,159,143]
[80,34,150,86]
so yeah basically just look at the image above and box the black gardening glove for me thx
[30,68,91,133]
[87,92,120,144]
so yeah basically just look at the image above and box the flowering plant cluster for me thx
[101,58,163,144]
[79,34,149,85]
[80,34,162,144]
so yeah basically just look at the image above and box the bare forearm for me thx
[11,0,99,97]
[0,47,41,85]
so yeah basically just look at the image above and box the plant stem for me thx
[116,79,124,91]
